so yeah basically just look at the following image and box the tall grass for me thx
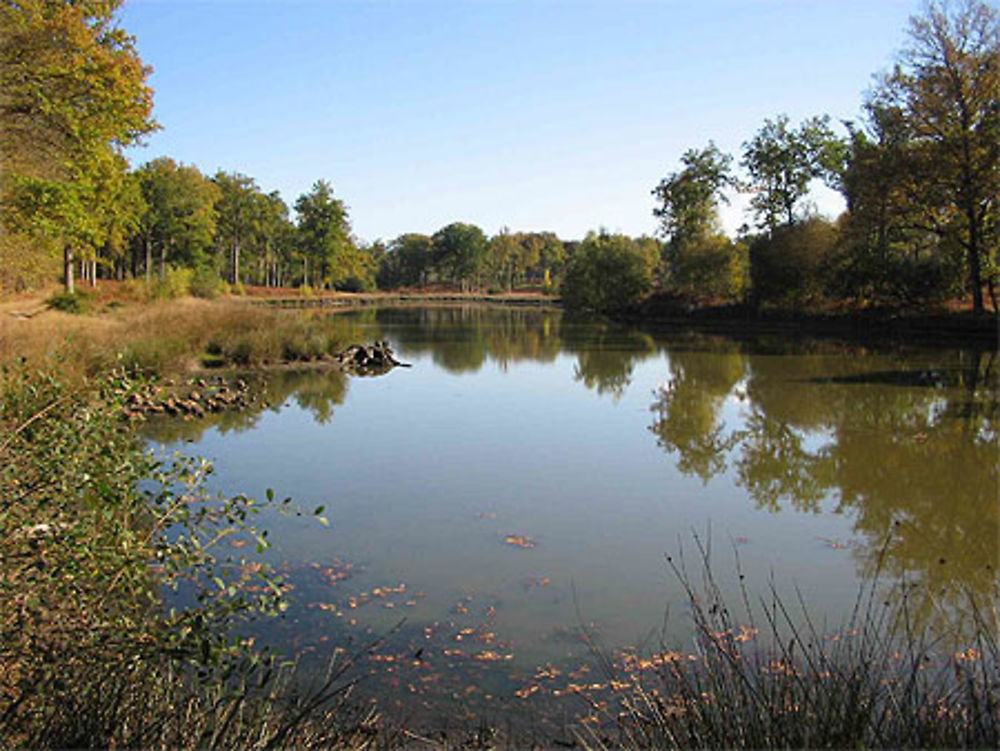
[579,536,999,749]
[0,298,359,383]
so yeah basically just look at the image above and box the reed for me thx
[578,536,999,749]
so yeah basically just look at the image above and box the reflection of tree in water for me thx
[649,340,999,632]
[370,306,657,399]
[141,369,349,443]
[562,317,658,399]
[373,306,561,374]
[649,342,747,483]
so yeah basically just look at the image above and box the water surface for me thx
[145,306,998,719]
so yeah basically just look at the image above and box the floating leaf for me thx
[503,534,537,549]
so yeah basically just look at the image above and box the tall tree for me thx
[653,142,735,249]
[432,222,487,291]
[294,180,354,289]
[0,0,155,292]
[741,115,844,230]
[875,0,1000,313]
[652,143,746,298]
[136,159,219,280]
[214,172,261,286]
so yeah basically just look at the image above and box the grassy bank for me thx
[0,295,369,383]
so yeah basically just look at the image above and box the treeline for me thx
[1,1,996,316]
[646,0,999,315]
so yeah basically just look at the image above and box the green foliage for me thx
[432,222,488,289]
[189,264,224,299]
[749,217,840,307]
[295,180,357,289]
[561,231,656,312]
[152,266,194,299]
[0,0,156,292]
[47,289,94,314]
[653,142,735,251]
[0,364,335,746]
[850,0,1000,313]
[378,233,433,288]
[742,114,845,230]
[672,234,749,302]
[135,158,219,277]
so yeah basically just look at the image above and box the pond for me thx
[144,305,998,726]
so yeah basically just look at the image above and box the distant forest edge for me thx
[1,1,997,317]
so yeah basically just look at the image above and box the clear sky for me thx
[120,0,919,243]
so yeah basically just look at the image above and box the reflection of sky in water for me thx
[151,309,997,679]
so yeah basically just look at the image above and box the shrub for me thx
[47,289,94,314]
[189,266,224,299]
[750,217,839,307]
[152,267,194,300]
[669,233,749,302]
[0,366,336,747]
[561,231,656,312]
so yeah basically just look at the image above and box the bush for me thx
[0,366,338,747]
[561,231,656,312]
[750,217,839,307]
[189,266,224,299]
[669,234,749,302]
[335,276,372,293]
[152,267,194,300]
[47,290,93,314]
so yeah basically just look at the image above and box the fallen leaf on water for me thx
[522,576,551,590]
[229,539,250,548]
[503,535,537,549]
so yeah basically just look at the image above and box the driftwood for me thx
[335,341,410,374]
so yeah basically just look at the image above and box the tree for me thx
[254,191,294,288]
[485,228,524,291]
[653,142,735,250]
[652,143,746,299]
[214,172,262,286]
[749,217,840,307]
[294,180,354,289]
[0,0,155,292]
[561,231,657,312]
[378,233,433,288]
[135,159,219,281]
[741,114,844,230]
[432,222,487,291]
[875,0,1000,314]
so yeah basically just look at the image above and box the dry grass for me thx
[0,296,360,383]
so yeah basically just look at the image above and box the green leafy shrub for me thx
[669,234,749,301]
[47,289,94,314]
[152,267,194,300]
[0,365,334,747]
[561,231,656,312]
[189,266,224,299]
[749,217,839,307]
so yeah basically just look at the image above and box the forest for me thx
[1,1,997,316]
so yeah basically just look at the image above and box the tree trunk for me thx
[231,239,240,286]
[63,245,74,294]
[145,237,152,283]
[966,206,984,315]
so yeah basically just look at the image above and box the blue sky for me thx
[121,0,919,242]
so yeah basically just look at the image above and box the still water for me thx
[145,306,997,718]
